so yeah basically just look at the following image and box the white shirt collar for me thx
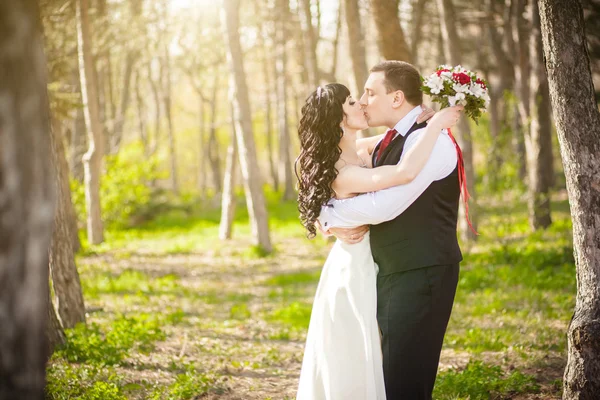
[392,106,423,137]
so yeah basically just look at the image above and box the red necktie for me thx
[447,128,478,236]
[376,128,398,163]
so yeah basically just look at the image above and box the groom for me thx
[318,61,462,399]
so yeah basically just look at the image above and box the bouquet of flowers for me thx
[421,65,490,124]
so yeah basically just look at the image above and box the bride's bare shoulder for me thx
[331,163,367,199]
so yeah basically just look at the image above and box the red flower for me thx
[453,72,471,85]
[476,78,487,89]
[436,68,450,76]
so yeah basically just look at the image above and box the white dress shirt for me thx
[318,106,458,229]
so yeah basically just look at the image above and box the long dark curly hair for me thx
[295,83,350,239]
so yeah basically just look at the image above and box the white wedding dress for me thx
[296,232,387,400]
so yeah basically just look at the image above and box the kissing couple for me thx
[295,60,466,400]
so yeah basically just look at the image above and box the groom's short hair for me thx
[370,61,423,106]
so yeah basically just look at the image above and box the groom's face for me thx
[359,71,398,128]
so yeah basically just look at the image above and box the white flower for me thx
[425,75,444,94]
[469,83,487,98]
[453,83,470,94]
[448,92,466,106]
[440,71,453,80]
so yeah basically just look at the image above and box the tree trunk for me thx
[223,0,273,253]
[299,0,319,88]
[513,0,530,182]
[111,50,137,153]
[538,0,600,397]
[161,46,178,194]
[77,0,105,245]
[276,0,295,201]
[148,62,161,156]
[49,119,86,329]
[47,289,66,353]
[219,102,238,240]
[207,72,223,200]
[71,75,87,182]
[526,0,552,230]
[259,26,279,191]
[436,0,479,241]
[330,1,343,81]
[0,1,56,395]
[197,97,207,195]
[345,0,369,99]
[134,69,149,154]
[370,0,412,61]
[410,0,429,68]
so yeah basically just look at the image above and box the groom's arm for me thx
[318,130,457,229]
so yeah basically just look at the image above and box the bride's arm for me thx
[332,106,463,196]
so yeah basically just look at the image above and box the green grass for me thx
[46,191,575,399]
[433,361,540,399]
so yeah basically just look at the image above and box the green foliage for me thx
[46,362,126,400]
[268,302,312,331]
[57,315,165,365]
[265,270,321,286]
[150,368,227,400]
[82,269,180,298]
[433,361,540,400]
[71,142,164,229]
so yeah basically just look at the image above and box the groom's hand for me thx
[417,105,435,124]
[328,225,370,244]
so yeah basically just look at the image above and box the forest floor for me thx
[46,192,574,400]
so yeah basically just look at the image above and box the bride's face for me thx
[341,96,369,131]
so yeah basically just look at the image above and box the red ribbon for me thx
[447,128,478,236]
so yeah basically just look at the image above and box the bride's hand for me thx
[428,105,464,130]
[328,225,370,244]
[416,105,435,123]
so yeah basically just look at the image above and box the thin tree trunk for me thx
[345,0,369,100]
[71,97,87,182]
[538,0,600,396]
[134,69,148,154]
[299,0,319,88]
[330,1,343,81]
[0,1,56,395]
[370,0,412,61]
[345,0,372,137]
[111,50,137,153]
[198,97,207,195]
[223,0,273,253]
[526,0,552,230]
[148,62,161,156]
[77,0,104,245]
[161,47,178,194]
[259,26,279,191]
[436,0,479,241]
[276,0,295,200]
[207,72,222,199]
[410,0,429,68]
[219,102,238,240]
[49,119,86,329]
[514,0,529,182]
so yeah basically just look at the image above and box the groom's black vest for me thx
[370,122,463,276]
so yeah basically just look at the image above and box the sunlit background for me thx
[35,0,600,398]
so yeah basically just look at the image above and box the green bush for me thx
[46,362,126,400]
[57,315,165,365]
[71,141,163,229]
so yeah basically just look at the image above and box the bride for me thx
[294,83,462,400]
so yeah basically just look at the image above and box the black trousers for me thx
[376,263,460,400]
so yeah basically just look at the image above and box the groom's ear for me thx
[391,90,405,109]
